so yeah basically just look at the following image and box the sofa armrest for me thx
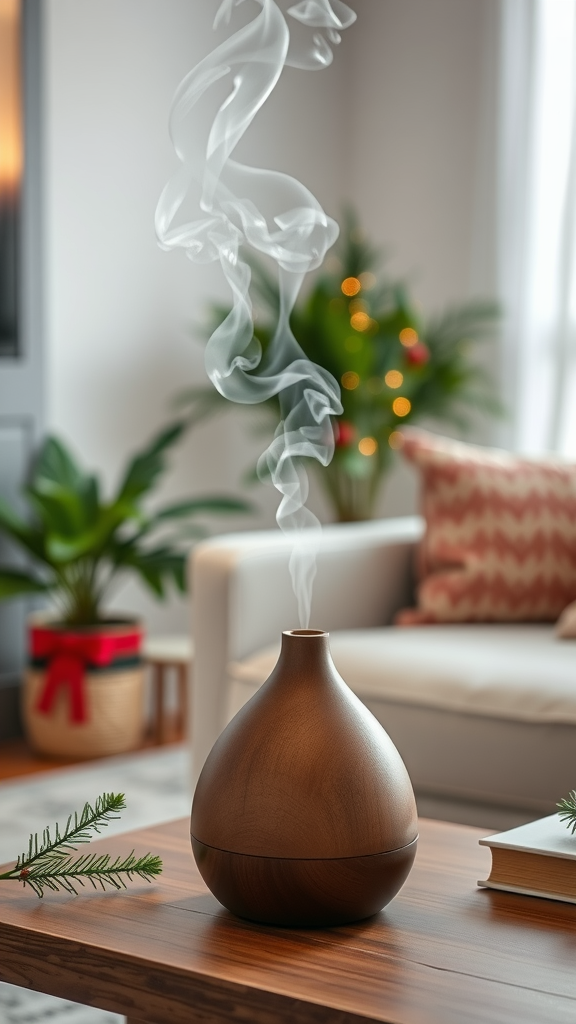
[190,515,424,785]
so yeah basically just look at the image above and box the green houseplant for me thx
[0,420,249,757]
[187,210,501,522]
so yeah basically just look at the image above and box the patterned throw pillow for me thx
[397,429,576,623]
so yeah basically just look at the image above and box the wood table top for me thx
[0,816,575,1024]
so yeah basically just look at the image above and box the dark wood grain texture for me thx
[192,836,417,927]
[191,630,418,924]
[1,816,576,1023]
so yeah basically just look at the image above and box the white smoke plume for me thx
[156,0,357,626]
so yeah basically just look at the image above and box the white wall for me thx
[345,0,498,513]
[347,0,492,310]
[43,0,495,634]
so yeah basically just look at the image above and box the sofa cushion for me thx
[228,624,576,724]
[398,428,576,622]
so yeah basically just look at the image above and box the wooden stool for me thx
[143,636,194,744]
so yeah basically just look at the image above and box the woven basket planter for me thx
[23,618,145,759]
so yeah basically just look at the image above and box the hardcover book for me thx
[478,814,576,903]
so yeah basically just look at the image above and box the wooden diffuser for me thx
[191,629,418,927]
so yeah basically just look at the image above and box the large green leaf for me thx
[114,545,187,598]
[32,436,85,491]
[116,496,252,550]
[26,486,88,539]
[44,530,96,564]
[0,498,47,562]
[0,569,52,599]
[39,492,134,564]
[28,436,101,538]
[115,421,185,506]
[153,497,252,521]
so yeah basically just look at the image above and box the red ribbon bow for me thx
[31,626,142,724]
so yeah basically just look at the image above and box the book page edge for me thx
[477,879,576,904]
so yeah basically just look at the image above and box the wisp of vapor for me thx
[156,0,356,626]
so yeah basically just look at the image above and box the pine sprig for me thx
[20,850,163,898]
[557,791,576,834]
[15,792,126,871]
[0,792,163,897]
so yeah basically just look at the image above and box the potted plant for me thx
[0,420,250,758]
[186,209,501,522]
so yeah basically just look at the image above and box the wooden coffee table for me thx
[0,816,575,1024]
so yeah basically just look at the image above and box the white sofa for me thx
[190,516,576,829]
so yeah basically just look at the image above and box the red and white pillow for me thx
[397,429,576,624]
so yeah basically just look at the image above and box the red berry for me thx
[405,342,430,366]
[335,420,356,447]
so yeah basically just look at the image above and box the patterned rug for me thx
[0,745,191,1024]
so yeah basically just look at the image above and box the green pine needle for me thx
[557,791,576,834]
[15,792,126,869]
[18,850,164,898]
[0,792,163,897]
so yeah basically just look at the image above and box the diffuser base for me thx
[191,835,418,927]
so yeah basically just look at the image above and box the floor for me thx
[0,719,184,782]
[0,741,191,1024]
[0,737,97,781]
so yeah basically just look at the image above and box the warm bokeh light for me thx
[392,396,411,417]
[399,327,419,348]
[385,369,403,389]
[341,276,361,297]
[345,335,363,353]
[350,311,372,332]
[0,0,22,192]
[341,370,360,390]
[358,271,376,290]
[388,431,404,450]
[358,436,378,456]
[348,298,366,314]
